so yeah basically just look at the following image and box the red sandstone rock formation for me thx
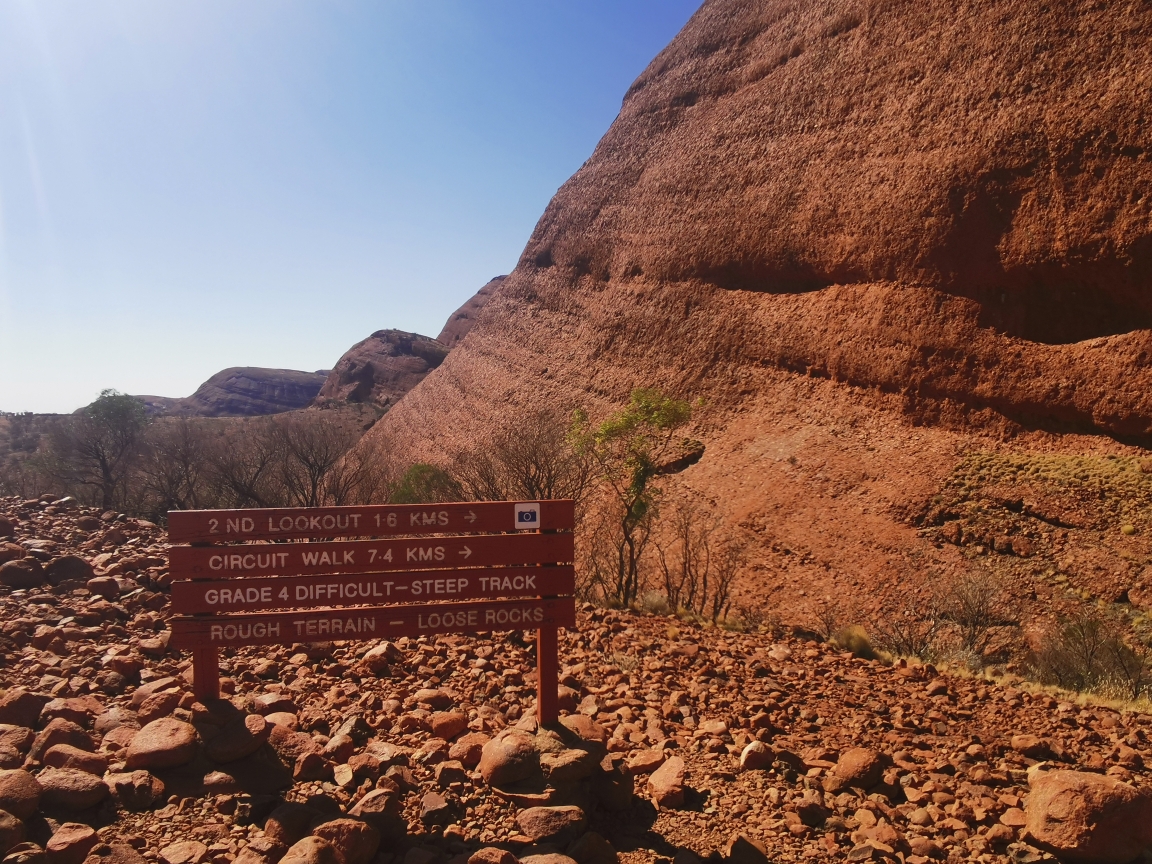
[314,331,448,410]
[355,0,1152,621]
[137,368,330,418]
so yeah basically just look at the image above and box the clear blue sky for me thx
[0,1,700,413]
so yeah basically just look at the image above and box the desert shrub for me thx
[870,591,943,660]
[638,591,672,616]
[1028,611,1152,700]
[652,502,745,623]
[452,407,591,505]
[831,624,876,659]
[390,463,461,505]
[937,571,1013,654]
[812,598,842,642]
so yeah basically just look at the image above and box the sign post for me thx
[168,500,575,723]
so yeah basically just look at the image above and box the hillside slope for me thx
[355,0,1152,628]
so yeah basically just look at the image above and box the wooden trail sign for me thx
[168,500,575,724]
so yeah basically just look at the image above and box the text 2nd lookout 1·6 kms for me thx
[167,501,576,543]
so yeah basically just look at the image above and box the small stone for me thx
[567,832,617,864]
[419,791,455,826]
[348,790,405,840]
[104,772,164,812]
[157,842,206,864]
[0,692,50,729]
[540,749,598,782]
[1000,807,1027,828]
[346,754,380,780]
[433,760,468,787]
[42,746,108,777]
[647,756,686,809]
[477,729,538,787]
[625,749,665,776]
[294,752,330,782]
[264,804,325,849]
[0,771,41,819]
[825,748,884,792]
[516,806,587,844]
[84,578,118,600]
[279,838,340,864]
[1010,734,1054,760]
[723,834,769,864]
[412,689,452,710]
[447,732,488,768]
[47,829,98,864]
[254,694,297,716]
[80,843,149,864]
[204,714,268,764]
[136,692,181,727]
[6,841,47,864]
[467,849,516,864]
[311,821,379,864]
[28,719,94,762]
[124,719,197,771]
[430,712,467,740]
[0,560,44,590]
[739,741,774,771]
[44,557,93,587]
[37,768,108,811]
[0,811,24,858]
[321,734,355,764]
[40,698,103,729]
[519,856,577,864]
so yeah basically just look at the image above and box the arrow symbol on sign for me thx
[464,511,477,523]
[459,546,472,559]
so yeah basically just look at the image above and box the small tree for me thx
[44,390,150,509]
[571,388,694,607]
[391,463,461,504]
[138,418,215,515]
[453,407,591,505]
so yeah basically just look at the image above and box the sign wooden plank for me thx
[170,532,573,581]
[168,500,575,544]
[171,565,574,614]
[169,596,577,649]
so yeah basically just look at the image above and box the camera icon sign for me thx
[514,503,541,530]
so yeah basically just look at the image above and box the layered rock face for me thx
[137,368,330,418]
[437,277,504,348]
[357,0,1152,617]
[314,331,449,409]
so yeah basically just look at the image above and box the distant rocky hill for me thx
[312,330,449,409]
[354,0,1152,629]
[136,367,330,418]
[313,278,506,409]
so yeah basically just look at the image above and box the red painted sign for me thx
[171,565,574,614]
[168,500,575,544]
[168,499,575,723]
[169,596,576,649]
[169,533,573,580]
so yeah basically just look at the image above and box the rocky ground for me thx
[0,495,1151,864]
